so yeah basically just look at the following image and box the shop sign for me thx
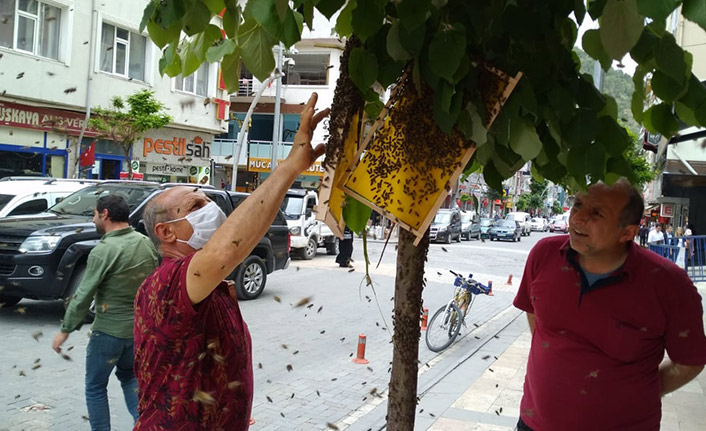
[0,101,100,136]
[146,163,190,177]
[135,129,213,167]
[660,203,674,218]
[248,157,324,177]
[119,172,144,180]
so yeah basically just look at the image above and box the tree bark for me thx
[386,228,429,430]
[124,145,132,180]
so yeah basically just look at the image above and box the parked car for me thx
[429,208,462,243]
[280,189,338,259]
[505,211,531,236]
[530,217,548,232]
[0,181,290,310]
[489,219,522,242]
[479,218,494,239]
[0,177,99,218]
[549,219,569,233]
[460,211,480,240]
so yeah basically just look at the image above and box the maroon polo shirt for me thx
[514,236,706,431]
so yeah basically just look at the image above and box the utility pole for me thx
[271,43,284,172]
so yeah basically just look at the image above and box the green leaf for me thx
[588,0,608,20]
[397,0,431,31]
[651,70,688,102]
[596,116,630,156]
[238,18,277,81]
[675,102,701,127]
[399,21,426,54]
[631,66,647,121]
[222,6,241,39]
[182,1,212,36]
[565,108,599,147]
[679,75,706,110]
[351,0,385,42]
[574,0,587,25]
[644,103,679,137]
[682,0,706,33]
[342,196,372,234]
[433,88,463,133]
[155,0,186,28]
[301,0,314,29]
[582,29,612,71]
[348,48,379,92]
[509,119,542,161]
[467,102,487,146]
[599,0,644,60]
[655,33,688,84]
[158,42,182,77]
[629,24,659,63]
[275,0,289,21]
[316,0,346,19]
[252,0,284,40]
[206,38,236,63]
[636,0,680,21]
[220,51,242,93]
[364,100,384,120]
[282,10,304,47]
[202,0,225,14]
[429,23,466,82]
[599,95,618,119]
[193,24,222,58]
[140,1,156,33]
[482,161,504,193]
[147,20,182,49]
[335,0,355,37]
[435,81,454,113]
[387,20,411,62]
[181,40,202,77]
[606,156,637,184]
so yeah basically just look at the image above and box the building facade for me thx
[0,0,228,181]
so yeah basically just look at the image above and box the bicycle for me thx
[425,271,493,352]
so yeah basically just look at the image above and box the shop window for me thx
[282,53,330,86]
[99,22,147,81]
[175,62,210,97]
[0,0,62,60]
[8,198,48,216]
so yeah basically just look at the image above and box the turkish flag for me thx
[80,141,96,167]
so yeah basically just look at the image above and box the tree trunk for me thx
[125,145,132,180]
[386,228,429,430]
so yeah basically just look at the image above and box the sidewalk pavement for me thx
[420,281,706,431]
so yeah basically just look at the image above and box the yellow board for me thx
[315,112,361,238]
[341,67,522,246]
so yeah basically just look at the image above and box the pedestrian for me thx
[134,93,329,430]
[51,195,159,431]
[336,226,354,268]
[513,179,706,431]
[647,223,664,244]
[638,223,648,247]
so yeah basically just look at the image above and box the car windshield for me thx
[531,218,541,223]
[461,213,472,223]
[48,184,156,216]
[554,220,566,226]
[280,196,304,220]
[434,212,451,223]
[0,194,14,212]
[495,220,515,228]
[480,218,493,226]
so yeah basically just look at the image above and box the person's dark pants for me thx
[517,417,534,431]
[336,238,353,266]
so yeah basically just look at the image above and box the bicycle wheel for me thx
[425,303,463,352]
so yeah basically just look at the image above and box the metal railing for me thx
[649,235,706,282]
[238,78,255,96]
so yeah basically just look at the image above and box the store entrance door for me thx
[100,159,121,179]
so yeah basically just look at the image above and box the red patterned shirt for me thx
[134,253,253,430]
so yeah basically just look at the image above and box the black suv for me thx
[0,181,290,309]
[429,208,462,243]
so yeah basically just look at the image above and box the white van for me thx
[0,177,99,218]
[505,211,532,236]
[280,189,338,259]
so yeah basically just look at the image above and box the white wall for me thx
[678,18,706,80]
[0,0,226,135]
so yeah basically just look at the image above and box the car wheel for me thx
[456,233,462,243]
[301,237,317,260]
[518,234,521,242]
[235,255,267,300]
[64,264,95,322]
[0,294,22,307]
[445,233,452,244]
[326,239,339,255]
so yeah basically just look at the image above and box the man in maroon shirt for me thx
[514,179,706,431]
[134,93,329,430]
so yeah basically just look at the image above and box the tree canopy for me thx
[142,0,706,194]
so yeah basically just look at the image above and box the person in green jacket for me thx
[51,194,158,431]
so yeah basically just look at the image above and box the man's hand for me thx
[659,359,704,396]
[52,332,69,353]
[286,92,330,173]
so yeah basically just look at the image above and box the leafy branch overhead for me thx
[143,0,706,191]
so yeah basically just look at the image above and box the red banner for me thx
[0,101,100,137]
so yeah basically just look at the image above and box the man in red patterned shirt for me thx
[134,94,329,430]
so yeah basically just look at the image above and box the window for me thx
[175,62,210,97]
[8,198,48,216]
[0,0,62,60]
[100,22,147,81]
[282,53,330,86]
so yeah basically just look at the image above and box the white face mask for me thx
[164,201,227,250]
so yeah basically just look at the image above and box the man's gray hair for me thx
[143,196,172,248]
[616,178,644,227]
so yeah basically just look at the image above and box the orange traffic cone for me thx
[421,308,429,331]
[352,334,369,364]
